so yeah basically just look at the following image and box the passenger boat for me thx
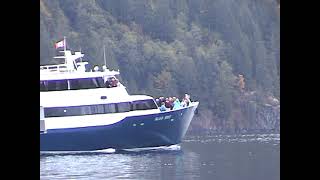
[40,39,199,151]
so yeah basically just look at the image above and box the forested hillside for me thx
[40,0,280,133]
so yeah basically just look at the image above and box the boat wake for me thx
[121,144,181,152]
[40,148,116,156]
[40,145,182,156]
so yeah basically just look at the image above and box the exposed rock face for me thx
[243,100,279,131]
[256,103,280,131]
[189,91,280,134]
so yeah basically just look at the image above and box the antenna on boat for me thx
[63,36,67,65]
[79,46,83,62]
[103,44,107,67]
[64,36,67,52]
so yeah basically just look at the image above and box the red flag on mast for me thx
[54,40,65,49]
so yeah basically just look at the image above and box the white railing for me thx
[40,64,70,73]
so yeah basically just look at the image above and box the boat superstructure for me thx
[40,41,199,151]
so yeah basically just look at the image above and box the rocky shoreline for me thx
[189,91,280,134]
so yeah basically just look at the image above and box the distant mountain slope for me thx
[40,0,280,133]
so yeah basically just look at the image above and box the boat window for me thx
[43,100,156,118]
[131,99,158,111]
[69,77,104,90]
[40,77,105,91]
[40,80,68,91]
[40,81,48,91]
[116,102,131,113]
[44,103,118,117]
[105,104,117,113]
[47,80,68,91]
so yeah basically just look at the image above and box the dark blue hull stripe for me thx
[40,105,197,151]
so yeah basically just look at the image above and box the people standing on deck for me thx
[155,98,160,106]
[180,99,187,107]
[165,98,171,109]
[111,77,119,87]
[159,102,167,112]
[93,66,99,72]
[173,98,181,110]
[184,94,191,106]
[104,77,119,88]
[159,97,165,105]
[169,97,174,110]
[155,94,192,111]
[105,78,112,88]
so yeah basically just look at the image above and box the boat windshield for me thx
[131,100,158,110]
[40,77,104,91]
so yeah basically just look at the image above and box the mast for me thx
[103,44,106,67]
[63,36,67,64]
[64,36,66,52]
[80,46,82,62]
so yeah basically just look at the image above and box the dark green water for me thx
[40,134,280,180]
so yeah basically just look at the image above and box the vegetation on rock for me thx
[40,0,280,133]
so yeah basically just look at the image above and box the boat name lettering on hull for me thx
[155,115,172,121]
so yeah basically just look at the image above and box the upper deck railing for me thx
[40,64,69,73]
[40,46,119,78]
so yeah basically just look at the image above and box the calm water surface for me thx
[40,133,280,180]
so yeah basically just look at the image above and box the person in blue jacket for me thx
[159,102,167,112]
